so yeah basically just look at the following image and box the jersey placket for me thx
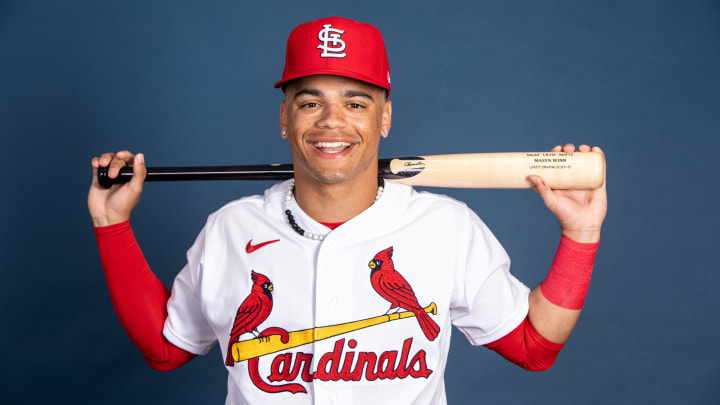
[312,233,352,405]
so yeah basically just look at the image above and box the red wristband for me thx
[539,235,599,310]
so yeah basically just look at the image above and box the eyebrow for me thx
[292,88,375,101]
[342,90,375,101]
[293,88,323,100]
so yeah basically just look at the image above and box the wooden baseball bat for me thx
[97,152,604,189]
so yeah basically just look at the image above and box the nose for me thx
[316,103,346,130]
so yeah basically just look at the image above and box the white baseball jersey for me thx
[163,180,530,405]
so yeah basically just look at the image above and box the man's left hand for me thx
[528,143,607,243]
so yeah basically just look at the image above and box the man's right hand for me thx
[88,150,146,227]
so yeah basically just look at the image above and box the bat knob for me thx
[97,166,132,189]
[97,166,112,189]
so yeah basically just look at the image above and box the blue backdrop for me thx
[2,1,718,403]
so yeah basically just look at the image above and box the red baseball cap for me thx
[274,17,391,95]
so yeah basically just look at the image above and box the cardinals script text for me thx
[248,337,432,394]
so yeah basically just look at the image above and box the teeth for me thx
[314,142,351,148]
[313,141,352,154]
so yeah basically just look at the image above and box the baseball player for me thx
[89,17,607,404]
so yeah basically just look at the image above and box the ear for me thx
[381,99,392,138]
[279,100,288,137]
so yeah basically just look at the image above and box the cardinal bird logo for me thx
[369,247,440,341]
[226,270,274,366]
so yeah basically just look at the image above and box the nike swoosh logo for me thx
[246,239,281,253]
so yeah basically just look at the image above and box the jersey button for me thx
[327,240,337,248]
[329,297,338,307]
[327,394,337,404]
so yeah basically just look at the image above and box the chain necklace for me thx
[284,176,385,241]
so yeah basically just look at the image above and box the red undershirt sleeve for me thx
[94,221,196,371]
[483,316,564,371]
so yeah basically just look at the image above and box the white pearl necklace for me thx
[284,177,384,241]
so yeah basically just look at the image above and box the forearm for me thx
[529,234,599,343]
[528,287,581,343]
[94,221,195,370]
[485,235,598,370]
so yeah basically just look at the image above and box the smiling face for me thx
[280,75,392,186]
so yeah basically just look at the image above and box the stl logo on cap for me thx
[317,24,347,58]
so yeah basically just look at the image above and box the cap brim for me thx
[274,70,391,96]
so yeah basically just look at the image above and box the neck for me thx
[293,170,380,223]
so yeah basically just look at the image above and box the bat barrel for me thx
[386,152,605,189]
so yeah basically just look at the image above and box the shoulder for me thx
[204,181,288,230]
[384,181,477,219]
[382,182,496,240]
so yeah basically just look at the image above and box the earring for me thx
[281,130,287,138]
